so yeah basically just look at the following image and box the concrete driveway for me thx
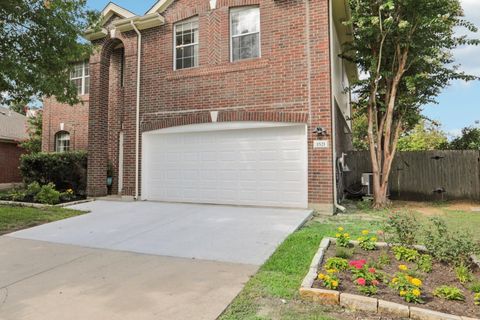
[1,201,311,320]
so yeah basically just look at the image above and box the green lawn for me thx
[219,201,479,320]
[0,205,85,235]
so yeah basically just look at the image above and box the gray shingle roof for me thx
[0,107,28,142]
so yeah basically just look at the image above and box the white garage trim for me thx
[141,122,308,208]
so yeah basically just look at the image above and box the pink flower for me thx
[368,268,376,273]
[349,259,367,269]
[372,280,380,286]
[356,278,366,286]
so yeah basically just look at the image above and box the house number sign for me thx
[313,140,329,149]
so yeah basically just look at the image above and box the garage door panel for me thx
[142,124,308,208]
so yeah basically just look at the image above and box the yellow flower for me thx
[331,280,339,288]
[362,230,369,235]
[412,289,421,297]
[392,277,398,284]
[371,237,377,242]
[344,233,350,238]
[399,290,407,297]
[318,273,325,280]
[398,265,408,271]
[326,269,338,274]
[338,227,344,232]
[336,233,341,238]
[411,278,422,287]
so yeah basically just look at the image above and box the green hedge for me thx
[19,151,88,194]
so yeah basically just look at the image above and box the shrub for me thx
[470,280,480,293]
[34,183,61,205]
[433,286,465,301]
[384,212,419,247]
[455,263,473,284]
[325,257,349,271]
[357,230,377,251]
[393,246,420,262]
[20,151,88,194]
[335,227,350,247]
[390,272,423,303]
[424,217,480,265]
[416,254,433,273]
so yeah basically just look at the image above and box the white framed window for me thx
[174,17,199,70]
[70,61,90,95]
[230,6,260,62]
[55,131,70,153]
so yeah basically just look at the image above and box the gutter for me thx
[130,21,142,200]
[329,0,346,213]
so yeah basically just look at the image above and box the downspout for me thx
[329,0,346,213]
[131,21,141,200]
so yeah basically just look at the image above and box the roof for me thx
[101,2,136,22]
[0,107,28,142]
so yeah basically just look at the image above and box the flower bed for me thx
[300,222,480,319]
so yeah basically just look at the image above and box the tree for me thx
[8,101,27,115]
[342,0,478,208]
[0,0,99,105]
[21,111,43,154]
[397,120,448,151]
[448,126,480,150]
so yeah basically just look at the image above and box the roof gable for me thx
[101,2,136,26]
[146,0,175,14]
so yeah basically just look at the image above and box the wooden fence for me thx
[344,150,480,201]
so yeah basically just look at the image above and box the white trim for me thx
[143,121,306,135]
[229,6,261,62]
[118,132,124,194]
[70,61,89,96]
[102,3,136,22]
[146,0,175,14]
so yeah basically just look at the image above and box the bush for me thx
[424,217,480,265]
[324,257,349,271]
[384,212,419,247]
[433,286,465,301]
[393,246,420,262]
[34,183,61,205]
[455,263,473,284]
[20,151,87,194]
[470,280,480,293]
[416,254,433,273]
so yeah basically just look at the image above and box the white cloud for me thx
[453,0,480,77]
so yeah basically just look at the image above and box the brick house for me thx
[43,0,356,212]
[0,107,28,187]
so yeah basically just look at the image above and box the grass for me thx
[219,212,381,320]
[219,200,480,319]
[0,205,85,235]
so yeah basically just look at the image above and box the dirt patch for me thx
[313,244,480,319]
[392,200,480,216]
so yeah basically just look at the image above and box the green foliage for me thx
[377,252,391,268]
[335,227,351,247]
[433,286,465,301]
[342,0,479,207]
[416,254,433,273]
[470,281,480,293]
[448,126,480,150]
[20,111,42,154]
[0,0,100,105]
[34,183,61,205]
[8,101,27,115]
[397,120,449,151]
[384,212,419,246]
[424,217,480,264]
[324,257,349,272]
[392,246,420,262]
[390,273,424,303]
[455,263,473,284]
[20,151,88,194]
[357,231,377,251]
[357,284,378,296]
[335,247,354,259]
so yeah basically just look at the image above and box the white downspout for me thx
[329,0,346,213]
[131,21,141,200]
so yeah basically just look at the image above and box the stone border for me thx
[299,238,480,320]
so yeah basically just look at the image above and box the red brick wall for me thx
[86,0,335,208]
[42,96,89,152]
[0,141,24,183]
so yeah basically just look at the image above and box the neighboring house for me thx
[0,107,28,187]
[44,0,356,212]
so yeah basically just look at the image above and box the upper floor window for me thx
[55,131,70,153]
[70,61,90,95]
[174,17,199,70]
[230,7,260,62]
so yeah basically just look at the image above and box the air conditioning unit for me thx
[361,173,374,196]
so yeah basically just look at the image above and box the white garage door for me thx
[141,122,308,208]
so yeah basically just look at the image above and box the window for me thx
[70,61,90,95]
[174,17,199,70]
[55,131,70,153]
[230,7,260,62]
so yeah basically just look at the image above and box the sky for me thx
[88,0,480,136]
